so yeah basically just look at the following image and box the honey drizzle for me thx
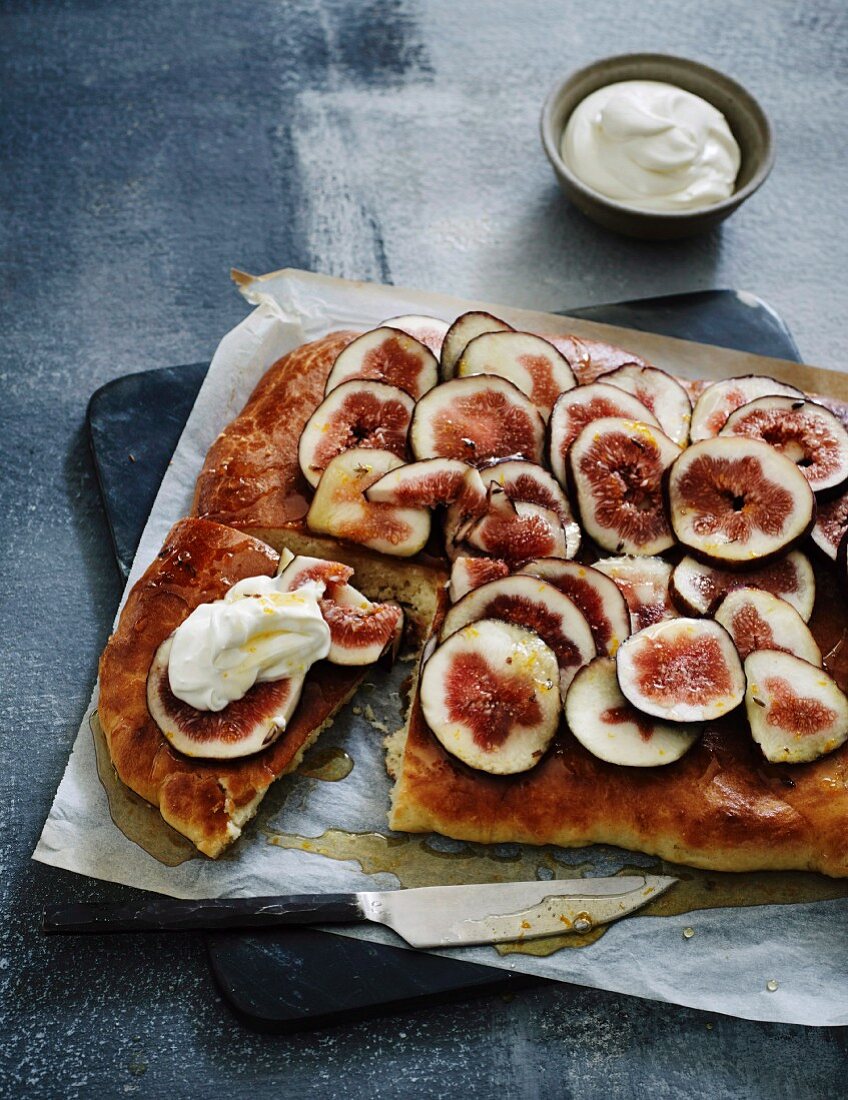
[295,745,355,782]
[90,714,197,866]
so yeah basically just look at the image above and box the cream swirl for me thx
[167,577,330,712]
[562,80,740,212]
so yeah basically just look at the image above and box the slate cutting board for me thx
[87,289,802,1031]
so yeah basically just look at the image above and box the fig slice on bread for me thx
[448,555,511,602]
[276,554,404,666]
[689,375,804,442]
[440,574,595,695]
[548,382,660,489]
[420,619,561,774]
[565,656,701,767]
[298,379,414,488]
[381,314,449,356]
[598,363,692,446]
[440,310,514,381]
[518,558,631,657]
[593,556,679,632]
[464,492,569,566]
[410,375,546,467]
[671,551,815,621]
[364,457,472,508]
[147,638,305,760]
[616,618,745,723]
[324,327,438,399]
[744,650,848,763]
[720,395,848,496]
[568,417,680,556]
[479,459,581,558]
[307,448,431,557]
[713,587,821,665]
[456,331,576,420]
[666,437,815,567]
[812,488,848,561]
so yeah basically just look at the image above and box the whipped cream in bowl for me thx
[561,80,740,213]
[540,54,774,239]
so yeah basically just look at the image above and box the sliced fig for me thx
[713,588,822,665]
[448,556,511,602]
[364,457,472,507]
[420,619,561,775]
[276,555,403,665]
[744,650,848,763]
[456,331,576,420]
[517,559,630,657]
[593,556,678,632]
[440,311,514,381]
[548,382,660,489]
[479,459,581,558]
[464,495,568,566]
[568,418,680,556]
[598,363,692,446]
[720,395,848,497]
[670,551,815,621]
[298,379,414,488]
[319,584,404,666]
[381,314,449,356]
[410,375,546,466]
[442,465,489,554]
[616,618,745,723]
[306,447,430,557]
[666,437,815,567]
[440,574,596,694]
[812,488,848,561]
[565,656,701,766]
[324,327,438,399]
[689,375,804,442]
[147,638,305,759]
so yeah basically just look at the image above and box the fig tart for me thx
[103,311,848,874]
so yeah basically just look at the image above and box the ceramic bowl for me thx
[540,53,774,240]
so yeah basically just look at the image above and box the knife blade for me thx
[43,874,675,948]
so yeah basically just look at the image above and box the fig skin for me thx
[744,650,848,764]
[567,417,680,557]
[689,375,804,442]
[664,437,816,570]
[420,619,561,775]
[593,556,679,633]
[616,618,745,724]
[324,326,438,399]
[720,395,848,499]
[410,375,546,468]
[669,551,816,621]
[440,311,514,382]
[565,656,701,767]
[298,379,414,489]
[812,489,848,561]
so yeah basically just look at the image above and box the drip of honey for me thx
[90,715,197,866]
[296,745,354,782]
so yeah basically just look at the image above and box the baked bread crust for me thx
[98,517,364,857]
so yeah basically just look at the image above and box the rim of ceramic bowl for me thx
[540,52,775,221]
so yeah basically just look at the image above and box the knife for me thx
[43,875,675,948]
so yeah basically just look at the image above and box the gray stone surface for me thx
[1,0,846,1095]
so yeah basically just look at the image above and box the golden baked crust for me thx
[98,518,365,857]
[390,565,848,877]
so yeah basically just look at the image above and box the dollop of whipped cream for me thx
[167,576,331,712]
[561,80,740,212]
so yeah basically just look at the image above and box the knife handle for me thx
[42,894,362,935]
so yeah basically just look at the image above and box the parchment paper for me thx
[35,269,848,1026]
